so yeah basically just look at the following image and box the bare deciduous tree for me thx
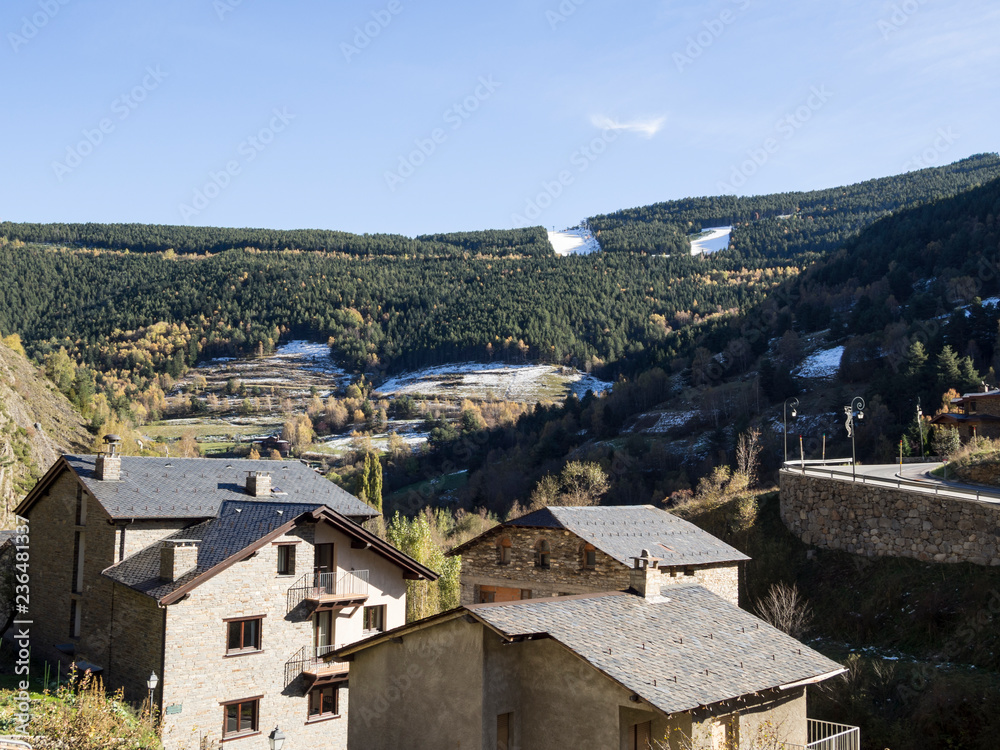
[754,582,813,639]
[736,427,762,488]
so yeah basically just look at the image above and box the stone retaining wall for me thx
[780,471,1000,566]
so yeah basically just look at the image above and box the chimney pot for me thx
[95,435,123,481]
[160,541,199,582]
[246,471,271,498]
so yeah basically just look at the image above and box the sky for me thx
[2,0,999,237]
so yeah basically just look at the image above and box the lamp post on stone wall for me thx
[844,396,865,479]
[783,397,799,466]
[917,399,925,460]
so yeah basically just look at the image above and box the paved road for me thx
[783,460,1000,504]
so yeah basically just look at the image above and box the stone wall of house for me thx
[659,563,740,607]
[116,521,192,561]
[458,527,740,606]
[159,517,410,750]
[458,527,631,604]
[780,471,1000,565]
[103,584,165,704]
[21,471,118,670]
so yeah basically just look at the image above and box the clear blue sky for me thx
[2,0,998,236]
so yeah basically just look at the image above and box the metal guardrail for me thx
[781,462,1000,505]
[782,719,860,750]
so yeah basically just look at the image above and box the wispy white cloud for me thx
[590,114,666,138]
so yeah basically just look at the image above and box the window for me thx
[969,399,978,414]
[497,712,512,750]
[496,536,512,565]
[534,539,550,568]
[68,598,81,639]
[226,617,262,654]
[71,531,85,594]
[222,697,259,738]
[315,610,334,658]
[479,586,526,603]
[277,544,296,576]
[75,486,87,526]
[363,605,385,634]
[314,543,334,573]
[308,684,339,719]
[581,543,596,569]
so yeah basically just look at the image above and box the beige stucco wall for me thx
[347,618,805,750]
[348,617,485,750]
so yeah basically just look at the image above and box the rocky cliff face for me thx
[0,341,91,523]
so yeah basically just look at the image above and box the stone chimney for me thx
[629,549,664,600]
[160,541,199,582]
[246,470,271,498]
[94,434,122,481]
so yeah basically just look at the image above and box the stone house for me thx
[931,385,1000,440]
[448,505,750,607]
[14,441,436,750]
[336,561,856,750]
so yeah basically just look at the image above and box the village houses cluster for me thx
[10,437,857,749]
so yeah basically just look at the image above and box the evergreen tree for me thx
[935,346,963,396]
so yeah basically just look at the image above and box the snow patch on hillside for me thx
[796,346,844,379]
[689,226,732,256]
[374,362,612,403]
[547,226,601,256]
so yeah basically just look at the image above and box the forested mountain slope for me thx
[0,223,551,258]
[589,153,1000,258]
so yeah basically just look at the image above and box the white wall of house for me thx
[315,523,407,648]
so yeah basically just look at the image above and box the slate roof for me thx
[61,455,375,521]
[450,505,749,567]
[468,587,843,715]
[103,500,319,600]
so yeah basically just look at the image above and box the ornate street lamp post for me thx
[783,397,799,465]
[916,399,925,460]
[844,396,865,479]
[146,672,158,712]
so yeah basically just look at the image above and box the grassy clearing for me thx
[141,420,279,440]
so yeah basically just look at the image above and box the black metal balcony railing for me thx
[283,644,350,686]
[286,569,369,612]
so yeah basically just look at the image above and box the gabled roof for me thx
[16,455,376,521]
[448,505,750,567]
[340,587,844,717]
[103,502,438,605]
[954,390,1000,401]
[930,413,1000,425]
